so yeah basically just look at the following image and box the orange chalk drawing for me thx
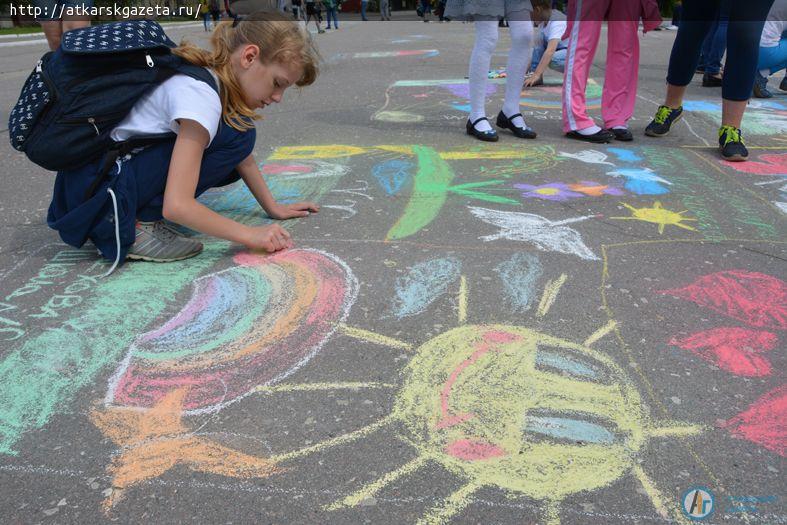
[90,388,280,510]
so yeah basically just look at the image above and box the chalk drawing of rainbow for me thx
[105,249,358,415]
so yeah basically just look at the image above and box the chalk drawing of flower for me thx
[514,183,583,201]
[568,181,625,197]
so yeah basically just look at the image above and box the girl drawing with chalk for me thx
[45,12,320,273]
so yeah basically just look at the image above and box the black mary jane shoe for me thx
[608,127,633,142]
[566,129,614,144]
[466,117,499,142]
[496,111,537,139]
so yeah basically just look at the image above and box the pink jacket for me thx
[562,0,663,39]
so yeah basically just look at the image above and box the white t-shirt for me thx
[110,68,222,147]
[539,11,568,50]
[760,0,787,48]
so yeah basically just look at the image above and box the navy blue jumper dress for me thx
[47,119,256,263]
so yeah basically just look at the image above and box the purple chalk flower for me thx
[515,183,584,202]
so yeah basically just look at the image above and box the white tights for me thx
[469,19,534,132]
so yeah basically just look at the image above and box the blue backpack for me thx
[8,20,218,172]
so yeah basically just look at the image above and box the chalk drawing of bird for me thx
[605,167,672,195]
[469,207,600,260]
[558,150,615,166]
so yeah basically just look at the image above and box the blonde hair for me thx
[173,11,320,131]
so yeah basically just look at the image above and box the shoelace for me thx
[719,125,743,146]
[654,106,672,125]
[151,221,181,242]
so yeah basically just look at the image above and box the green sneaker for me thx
[718,125,748,162]
[127,221,203,262]
[645,105,683,137]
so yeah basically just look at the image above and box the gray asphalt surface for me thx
[0,16,785,525]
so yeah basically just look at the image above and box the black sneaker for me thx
[719,125,748,162]
[645,105,683,137]
[753,73,772,98]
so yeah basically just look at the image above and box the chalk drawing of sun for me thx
[268,275,703,525]
[612,201,698,234]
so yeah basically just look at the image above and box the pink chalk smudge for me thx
[669,327,777,377]
[659,270,787,330]
[435,331,521,430]
[445,438,507,461]
[722,153,787,175]
[722,384,787,457]
[261,163,313,175]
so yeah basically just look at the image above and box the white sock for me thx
[468,21,498,132]
[577,125,602,135]
[612,125,627,130]
[501,20,533,129]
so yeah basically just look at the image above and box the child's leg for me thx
[664,0,717,106]
[503,19,534,128]
[602,0,640,129]
[468,20,499,132]
[529,32,548,74]
[562,0,607,132]
[758,39,787,77]
[551,48,566,73]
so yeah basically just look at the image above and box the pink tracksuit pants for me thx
[562,0,642,132]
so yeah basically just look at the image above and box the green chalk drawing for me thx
[384,148,517,241]
[386,146,455,241]
[0,245,222,455]
[642,147,779,241]
[0,163,345,455]
[448,181,520,205]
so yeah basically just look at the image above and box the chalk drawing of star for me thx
[90,389,281,510]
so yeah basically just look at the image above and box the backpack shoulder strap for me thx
[173,59,220,95]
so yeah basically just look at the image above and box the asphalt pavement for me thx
[0,16,785,525]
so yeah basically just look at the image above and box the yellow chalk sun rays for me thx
[612,202,698,235]
[260,276,701,525]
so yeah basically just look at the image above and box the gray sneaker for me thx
[127,221,203,262]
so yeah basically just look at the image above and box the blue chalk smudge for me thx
[683,100,720,112]
[525,416,614,444]
[372,159,414,196]
[495,253,542,312]
[535,351,598,379]
[606,168,671,195]
[389,257,461,319]
[607,147,642,163]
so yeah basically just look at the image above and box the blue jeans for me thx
[361,0,368,20]
[325,6,338,27]
[758,36,787,76]
[698,0,730,75]
[666,0,775,101]
[529,32,567,74]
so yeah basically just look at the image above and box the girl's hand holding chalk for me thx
[269,202,320,220]
[245,224,293,253]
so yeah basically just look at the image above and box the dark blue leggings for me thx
[666,0,775,101]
